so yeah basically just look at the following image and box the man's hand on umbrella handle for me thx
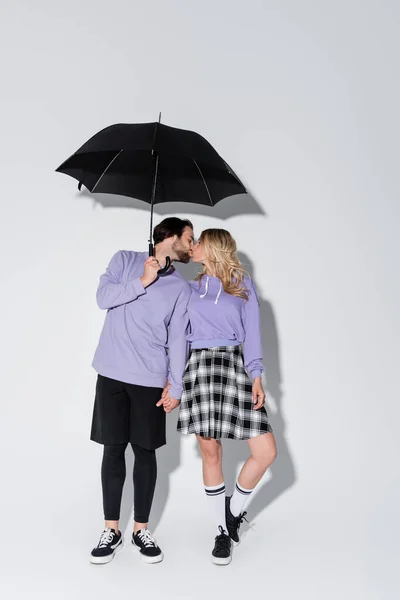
[140,257,160,288]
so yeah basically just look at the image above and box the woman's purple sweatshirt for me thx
[186,275,264,379]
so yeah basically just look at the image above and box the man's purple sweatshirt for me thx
[92,250,191,399]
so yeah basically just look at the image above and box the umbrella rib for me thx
[223,159,246,190]
[193,159,214,207]
[91,150,123,192]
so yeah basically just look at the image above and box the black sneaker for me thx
[132,529,164,564]
[90,527,123,564]
[225,496,248,545]
[212,526,232,565]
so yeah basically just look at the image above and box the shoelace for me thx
[215,526,231,551]
[98,528,114,548]
[234,511,248,530]
[137,529,157,548]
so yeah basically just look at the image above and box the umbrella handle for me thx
[149,243,171,275]
[158,256,171,275]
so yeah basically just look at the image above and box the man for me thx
[89,217,194,565]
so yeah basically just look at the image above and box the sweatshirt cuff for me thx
[131,277,146,298]
[169,385,182,401]
[250,368,263,380]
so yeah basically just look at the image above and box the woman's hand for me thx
[163,396,180,414]
[157,393,179,413]
[252,377,265,410]
[157,383,180,413]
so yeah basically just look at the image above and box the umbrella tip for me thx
[158,112,162,123]
[78,181,82,191]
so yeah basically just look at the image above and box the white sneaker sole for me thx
[90,539,123,565]
[131,540,164,564]
[212,554,232,566]
[231,537,240,547]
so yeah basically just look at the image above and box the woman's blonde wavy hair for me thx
[195,229,249,300]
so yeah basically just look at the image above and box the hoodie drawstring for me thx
[215,281,222,305]
[199,276,223,304]
[200,276,209,298]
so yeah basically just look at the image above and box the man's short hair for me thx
[153,217,193,245]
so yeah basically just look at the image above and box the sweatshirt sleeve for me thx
[242,279,264,380]
[96,251,146,310]
[166,286,191,400]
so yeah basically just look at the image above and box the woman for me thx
[176,229,277,565]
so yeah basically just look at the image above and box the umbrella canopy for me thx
[56,120,246,206]
[56,117,248,273]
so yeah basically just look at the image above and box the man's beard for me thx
[172,240,191,264]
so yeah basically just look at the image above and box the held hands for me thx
[252,377,266,410]
[156,381,180,414]
[140,256,160,288]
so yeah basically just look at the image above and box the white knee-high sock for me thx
[230,481,254,517]
[204,482,227,535]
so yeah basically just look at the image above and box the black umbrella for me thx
[56,114,246,273]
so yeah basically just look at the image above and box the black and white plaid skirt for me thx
[177,345,273,440]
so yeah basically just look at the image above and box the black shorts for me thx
[90,375,166,450]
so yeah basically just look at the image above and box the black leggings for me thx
[101,443,157,524]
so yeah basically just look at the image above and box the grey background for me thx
[0,1,399,599]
